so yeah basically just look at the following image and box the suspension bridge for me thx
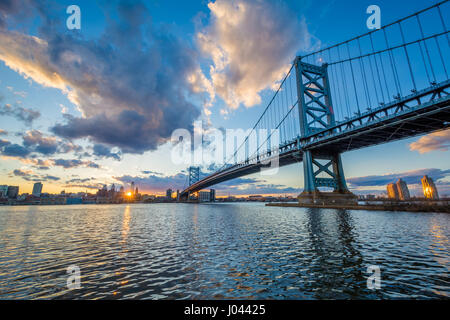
[180,1,450,204]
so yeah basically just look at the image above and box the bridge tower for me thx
[188,166,200,186]
[294,57,357,205]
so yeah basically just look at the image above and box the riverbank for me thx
[266,202,450,213]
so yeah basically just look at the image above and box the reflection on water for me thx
[0,203,448,299]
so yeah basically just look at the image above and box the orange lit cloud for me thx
[409,129,450,154]
[196,0,315,111]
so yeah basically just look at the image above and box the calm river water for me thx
[0,203,448,299]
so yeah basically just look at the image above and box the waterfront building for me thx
[396,179,410,200]
[0,185,8,198]
[32,182,43,197]
[387,183,399,200]
[6,186,19,199]
[166,188,173,199]
[131,182,135,195]
[422,175,439,200]
[198,191,211,202]
[210,189,216,202]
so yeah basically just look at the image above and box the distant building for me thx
[422,175,439,200]
[0,185,8,198]
[198,191,211,202]
[210,189,216,202]
[166,188,173,199]
[32,182,43,197]
[6,186,19,199]
[396,179,410,200]
[131,182,135,195]
[387,183,399,200]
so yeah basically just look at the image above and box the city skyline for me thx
[0,0,449,197]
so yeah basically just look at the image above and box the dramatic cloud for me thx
[92,144,121,161]
[0,1,201,154]
[409,129,450,154]
[347,168,450,188]
[22,130,82,156]
[196,0,314,110]
[0,103,40,125]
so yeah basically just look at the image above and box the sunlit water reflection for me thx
[0,203,448,299]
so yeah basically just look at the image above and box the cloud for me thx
[115,173,188,192]
[347,168,450,188]
[409,129,450,154]
[22,130,82,156]
[1,143,31,157]
[53,159,100,169]
[196,0,314,110]
[22,130,58,155]
[114,170,295,195]
[0,1,202,154]
[0,103,40,124]
[0,129,7,135]
[92,144,121,161]
[11,168,60,182]
[0,138,10,147]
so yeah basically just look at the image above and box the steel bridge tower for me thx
[294,57,357,204]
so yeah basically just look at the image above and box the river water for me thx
[0,203,448,299]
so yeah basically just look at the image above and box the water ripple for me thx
[0,203,448,299]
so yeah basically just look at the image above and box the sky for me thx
[0,0,449,197]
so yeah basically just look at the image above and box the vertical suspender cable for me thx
[346,42,361,114]
[399,22,417,92]
[417,14,436,83]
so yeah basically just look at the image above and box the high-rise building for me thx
[131,182,135,195]
[6,186,19,199]
[198,191,211,202]
[387,183,399,200]
[422,175,439,200]
[32,182,43,197]
[166,188,173,199]
[396,179,410,200]
[0,185,8,198]
[210,189,216,202]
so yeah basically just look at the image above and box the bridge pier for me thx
[298,151,357,205]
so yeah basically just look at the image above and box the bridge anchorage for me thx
[295,59,357,205]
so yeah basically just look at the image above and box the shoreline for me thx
[266,202,450,213]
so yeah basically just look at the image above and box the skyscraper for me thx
[32,182,43,197]
[6,186,19,199]
[387,183,399,200]
[0,185,8,198]
[421,175,439,200]
[166,188,173,199]
[131,182,135,195]
[396,179,410,200]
